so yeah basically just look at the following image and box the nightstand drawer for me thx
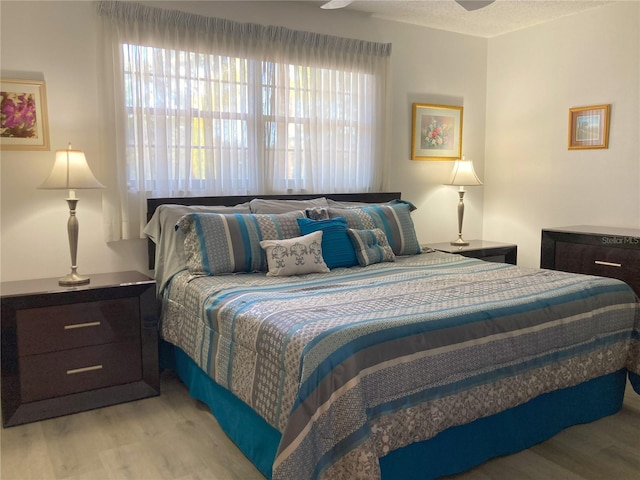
[17,297,140,356]
[19,341,142,403]
[555,241,640,291]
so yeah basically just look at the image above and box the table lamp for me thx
[446,156,482,246]
[39,144,105,285]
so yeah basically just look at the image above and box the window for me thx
[122,46,253,194]
[98,0,390,239]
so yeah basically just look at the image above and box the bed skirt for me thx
[161,341,627,480]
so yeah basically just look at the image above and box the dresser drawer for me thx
[19,341,142,403]
[17,297,140,356]
[555,241,640,292]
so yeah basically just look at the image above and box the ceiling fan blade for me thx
[455,0,496,11]
[321,0,354,9]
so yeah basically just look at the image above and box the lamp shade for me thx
[446,157,483,187]
[39,146,104,190]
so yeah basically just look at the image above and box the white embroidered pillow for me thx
[260,231,330,277]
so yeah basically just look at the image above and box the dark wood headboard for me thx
[146,192,402,270]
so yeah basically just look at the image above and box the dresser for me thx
[540,226,640,296]
[1,271,160,427]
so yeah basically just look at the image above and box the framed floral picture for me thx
[1,78,50,151]
[411,103,463,160]
[568,104,610,150]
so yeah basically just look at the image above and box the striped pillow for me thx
[326,200,421,256]
[176,210,305,275]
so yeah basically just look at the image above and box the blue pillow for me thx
[297,217,358,269]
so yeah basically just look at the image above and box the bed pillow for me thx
[326,198,373,208]
[143,203,251,291]
[347,228,395,266]
[327,198,417,211]
[249,197,329,214]
[260,231,330,277]
[176,210,305,275]
[326,200,421,256]
[297,217,358,269]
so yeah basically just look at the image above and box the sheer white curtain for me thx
[97,1,391,240]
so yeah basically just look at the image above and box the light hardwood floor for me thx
[2,371,639,480]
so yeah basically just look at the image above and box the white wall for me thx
[484,1,640,268]
[4,1,636,282]
[1,1,487,282]
[0,1,149,283]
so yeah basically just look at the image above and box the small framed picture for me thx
[1,78,50,151]
[568,104,610,150]
[411,103,463,160]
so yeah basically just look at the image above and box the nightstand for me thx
[424,240,518,265]
[1,271,160,427]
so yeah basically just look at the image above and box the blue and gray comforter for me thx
[161,252,640,480]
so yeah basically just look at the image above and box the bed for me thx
[145,192,640,480]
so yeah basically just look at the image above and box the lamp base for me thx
[450,237,470,247]
[59,270,90,286]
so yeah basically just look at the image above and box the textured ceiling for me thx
[317,0,614,38]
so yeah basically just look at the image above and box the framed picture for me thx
[411,103,463,160]
[568,104,610,150]
[1,78,50,151]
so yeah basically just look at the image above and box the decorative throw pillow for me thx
[297,217,358,269]
[176,210,305,275]
[260,231,330,277]
[305,206,330,220]
[347,228,395,267]
[326,200,421,256]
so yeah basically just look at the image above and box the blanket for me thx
[161,252,640,480]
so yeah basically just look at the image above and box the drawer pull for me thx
[66,365,103,375]
[64,321,101,330]
[594,260,622,268]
